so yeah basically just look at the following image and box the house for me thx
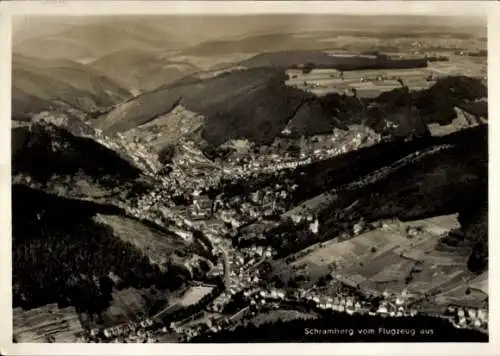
[467,309,477,319]
[377,306,389,315]
[477,309,488,323]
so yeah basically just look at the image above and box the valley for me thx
[10,13,488,344]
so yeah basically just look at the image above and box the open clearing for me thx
[171,285,214,307]
[93,213,190,268]
[290,228,408,270]
[282,214,481,303]
[247,309,318,327]
[286,67,434,98]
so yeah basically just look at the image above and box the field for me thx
[433,284,488,309]
[285,54,485,99]
[286,67,433,98]
[290,228,408,271]
[344,215,477,300]
[247,309,318,327]
[13,304,84,342]
[468,271,488,295]
[427,57,486,78]
[93,213,190,269]
[282,191,338,219]
[430,270,488,308]
[276,214,482,304]
[170,285,214,307]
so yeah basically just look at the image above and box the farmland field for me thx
[285,55,484,99]
[13,304,84,342]
[275,214,477,302]
[290,228,408,271]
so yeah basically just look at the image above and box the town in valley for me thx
[11,13,488,343]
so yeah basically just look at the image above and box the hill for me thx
[179,27,477,57]
[12,184,198,313]
[257,125,487,261]
[180,33,325,56]
[88,49,200,93]
[11,120,151,205]
[96,67,311,146]
[12,55,132,120]
[96,66,486,158]
[238,50,428,71]
[13,22,183,61]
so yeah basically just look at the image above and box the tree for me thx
[158,144,176,164]
[287,143,301,158]
[301,62,316,74]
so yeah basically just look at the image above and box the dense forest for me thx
[12,123,142,185]
[12,185,188,312]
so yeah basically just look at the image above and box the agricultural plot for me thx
[343,215,473,299]
[290,228,408,271]
[427,57,485,78]
[286,66,436,98]
[283,192,337,219]
[396,235,469,268]
[433,283,488,309]
[284,213,476,303]
[341,246,471,298]
[468,271,488,295]
[404,214,461,234]
[13,304,84,342]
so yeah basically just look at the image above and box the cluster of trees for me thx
[12,185,187,313]
[158,144,176,164]
[458,185,488,274]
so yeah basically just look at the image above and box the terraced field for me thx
[13,304,84,342]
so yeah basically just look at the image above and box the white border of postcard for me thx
[0,1,498,355]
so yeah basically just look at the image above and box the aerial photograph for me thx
[11,12,488,343]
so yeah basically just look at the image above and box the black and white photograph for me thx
[0,0,496,352]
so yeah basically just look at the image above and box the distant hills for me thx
[238,50,427,71]
[96,68,310,146]
[180,26,484,57]
[95,65,487,154]
[13,22,183,61]
[88,49,201,93]
[12,54,132,120]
